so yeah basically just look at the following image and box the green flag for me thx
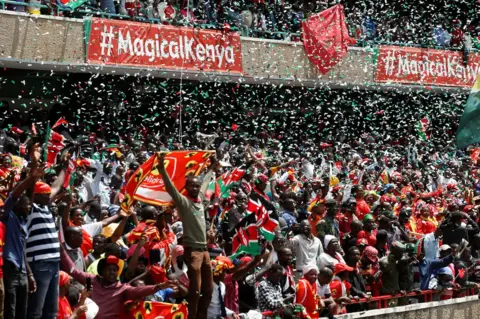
[456,76,480,149]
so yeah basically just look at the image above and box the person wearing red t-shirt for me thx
[415,203,438,235]
[329,264,354,315]
[57,271,87,319]
[352,185,370,221]
[295,265,321,319]
[357,214,377,246]
[338,199,358,235]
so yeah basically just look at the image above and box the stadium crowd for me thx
[3,0,480,48]
[0,110,480,319]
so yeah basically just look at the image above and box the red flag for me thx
[52,117,68,130]
[122,301,188,319]
[47,131,66,166]
[63,158,76,189]
[231,123,239,131]
[302,4,351,74]
[222,167,245,186]
[121,151,214,212]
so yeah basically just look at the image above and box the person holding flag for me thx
[156,151,216,319]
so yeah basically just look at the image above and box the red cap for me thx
[334,263,354,274]
[34,182,51,195]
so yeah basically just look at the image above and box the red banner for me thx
[123,301,187,319]
[121,151,214,211]
[86,18,243,73]
[376,45,480,87]
[302,4,351,75]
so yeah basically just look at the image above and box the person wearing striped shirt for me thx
[26,180,61,319]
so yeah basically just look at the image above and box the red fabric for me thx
[150,265,167,283]
[34,182,51,195]
[357,230,377,246]
[451,28,464,47]
[47,131,66,166]
[123,301,187,319]
[338,213,354,233]
[415,217,437,235]
[52,118,68,130]
[355,199,370,221]
[224,273,239,314]
[296,279,319,319]
[57,296,73,319]
[302,4,351,75]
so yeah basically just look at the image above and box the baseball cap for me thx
[439,244,452,252]
[334,263,354,274]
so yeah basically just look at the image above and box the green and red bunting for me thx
[415,116,431,141]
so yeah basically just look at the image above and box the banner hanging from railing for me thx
[85,18,243,73]
[376,45,480,87]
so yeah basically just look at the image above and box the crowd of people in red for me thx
[0,116,479,319]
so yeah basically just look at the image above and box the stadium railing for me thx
[260,287,479,318]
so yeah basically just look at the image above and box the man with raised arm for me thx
[156,152,215,319]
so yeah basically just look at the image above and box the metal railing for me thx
[260,287,479,317]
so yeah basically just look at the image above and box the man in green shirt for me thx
[157,152,214,319]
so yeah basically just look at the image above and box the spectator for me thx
[27,179,61,319]
[342,220,363,257]
[281,197,298,229]
[295,265,321,319]
[157,153,214,319]
[357,214,377,246]
[317,235,345,270]
[257,264,292,313]
[379,242,406,297]
[330,263,353,315]
[61,247,177,319]
[290,219,323,279]
[442,212,478,245]
[85,234,107,269]
[316,199,339,242]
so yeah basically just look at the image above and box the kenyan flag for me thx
[247,198,278,242]
[231,213,260,257]
[230,198,279,258]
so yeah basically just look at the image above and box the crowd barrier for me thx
[260,287,479,318]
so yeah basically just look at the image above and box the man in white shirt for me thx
[290,220,323,280]
[207,260,234,319]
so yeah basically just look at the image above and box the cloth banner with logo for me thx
[302,4,351,75]
[85,18,243,73]
[123,301,187,319]
[121,151,214,212]
[376,45,480,87]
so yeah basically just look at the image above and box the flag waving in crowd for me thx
[121,150,214,212]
